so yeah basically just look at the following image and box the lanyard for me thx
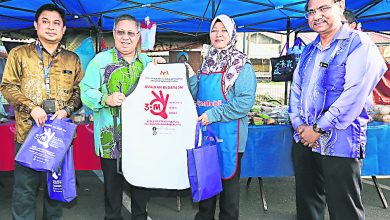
[36,44,58,98]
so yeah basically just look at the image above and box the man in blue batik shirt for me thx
[289,0,387,220]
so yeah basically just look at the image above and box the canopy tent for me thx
[0,0,389,35]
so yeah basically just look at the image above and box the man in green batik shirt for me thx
[80,14,165,220]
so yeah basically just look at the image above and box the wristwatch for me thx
[313,123,325,134]
[27,102,37,112]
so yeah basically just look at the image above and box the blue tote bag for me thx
[287,37,306,58]
[47,146,77,202]
[15,117,77,172]
[187,121,222,202]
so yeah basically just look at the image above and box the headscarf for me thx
[200,14,250,95]
[176,51,189,62]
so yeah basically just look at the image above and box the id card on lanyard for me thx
[36,43,58,98]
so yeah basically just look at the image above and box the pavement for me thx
[1,171,390,220]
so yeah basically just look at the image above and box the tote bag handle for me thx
[194,121,217,149]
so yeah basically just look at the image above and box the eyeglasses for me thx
[114,29,139,38]
[304,1,340,19]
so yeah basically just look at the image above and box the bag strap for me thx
[194,121,218,149]
[279,42,287,56]
[292,37,306,49]
[47,116,72,123]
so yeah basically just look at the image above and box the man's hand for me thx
[299,125,321,148]
[106,92,126,107]
[152,57,166,64]
[198,113,209,126]
[50,109,68,120]
[30,106,47,127]
[296,124,308,135]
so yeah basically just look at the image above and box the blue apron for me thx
[197,69,239,180]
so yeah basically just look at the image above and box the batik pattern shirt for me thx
[0,41,83,143]
[80,48,151,159]
[289,25,387,158]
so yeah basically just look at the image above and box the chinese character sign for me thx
[270,54,297,82]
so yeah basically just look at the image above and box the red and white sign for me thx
[121,63,197,189]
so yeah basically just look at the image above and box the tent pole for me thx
[243,32,246,53]
[96,16,102,53]
[284,17,291,105]
[355,0,383,16]
[212,0,216,18]
[195,0,211,35]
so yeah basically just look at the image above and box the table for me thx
[241,124,294,178]
[72,123,101,170]
[241,122,390,210]
[0,121,15,171]
[0,122,101,171]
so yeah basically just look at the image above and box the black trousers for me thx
[101,158,124,220]
[101,158,151,220]
[194,153,243,220]
[130,185,151,220]
[12,142,63,220]
[292,141,365,220]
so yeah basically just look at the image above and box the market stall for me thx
[0,0,389,216]
[240,121,390,210]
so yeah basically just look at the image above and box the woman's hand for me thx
[198,113,209,126]
[152,57,166,64]
[184,62,196,77]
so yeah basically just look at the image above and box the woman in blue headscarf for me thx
[176,51,189,63]
[186,14,257,220]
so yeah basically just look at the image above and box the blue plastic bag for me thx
[187,121,222,202]
[47,146,77,202]
[15,117,77,172]
[287,37,306,61]
[74,36,95,72]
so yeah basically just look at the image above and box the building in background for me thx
[1,30,388,105]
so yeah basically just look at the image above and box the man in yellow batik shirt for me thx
[0,4,83,219]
